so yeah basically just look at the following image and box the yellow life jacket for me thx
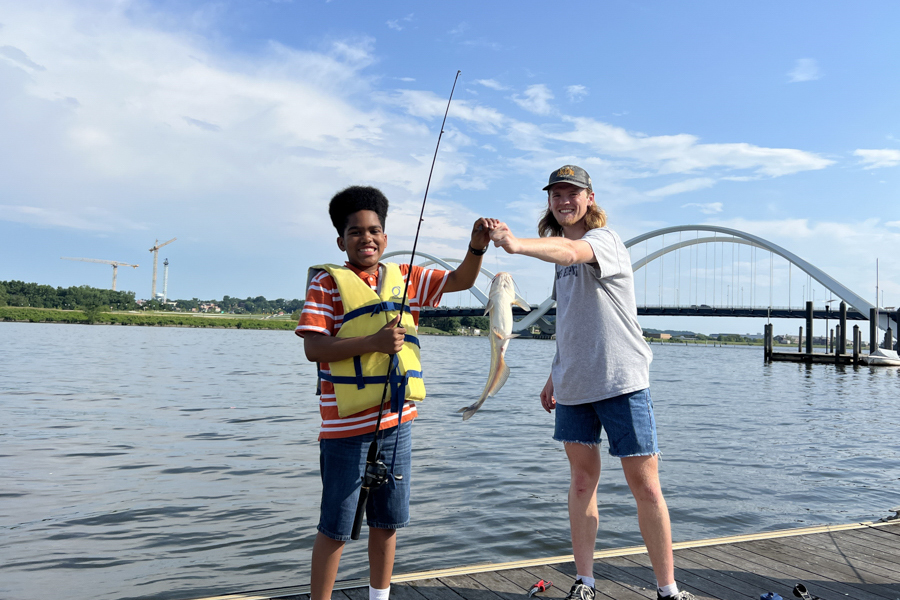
[309,263,425,418]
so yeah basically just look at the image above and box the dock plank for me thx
[843,526,900,553]
[675,547,786,599]
[403,579,466,600]
[699,542,895,600]
[772,530,900,578]
[739,537,900,592]
[188,522,900,600]
[617,550,747,600]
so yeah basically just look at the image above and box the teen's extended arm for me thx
[304,315,405,363]
[490,223,594,266]
[444,217,499,293]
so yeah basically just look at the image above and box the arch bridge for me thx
[385,225,896,335]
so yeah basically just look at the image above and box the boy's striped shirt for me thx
[296,262,448,439]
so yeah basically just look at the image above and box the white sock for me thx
[657,583,679,598]
[576,575,595,588]
[369,585,390,600]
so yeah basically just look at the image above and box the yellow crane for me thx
[149,237,176,299]
[61,257,139,291]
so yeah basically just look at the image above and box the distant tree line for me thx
[419,313,489,333]
[1,282,499,329]
[0,280,138,310]
[0,280,305,315]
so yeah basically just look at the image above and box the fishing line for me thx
[351,70,461,540]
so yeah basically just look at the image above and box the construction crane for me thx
[149,237,176,299]
[61,257,139,291]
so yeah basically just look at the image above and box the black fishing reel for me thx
[363,456,389,489]
[351,450,393,540]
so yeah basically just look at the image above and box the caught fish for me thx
[458,272,531,420]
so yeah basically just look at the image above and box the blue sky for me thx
[1,0,898,334]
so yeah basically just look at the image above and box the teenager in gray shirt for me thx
[490,165,694,600]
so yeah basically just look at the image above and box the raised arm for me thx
[444,217,499,293]
[490,223,595,266]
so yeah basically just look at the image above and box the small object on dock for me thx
[527,579,552,597]
[792,583,820,600]
[760,593,783,600]
[881,505,900,522]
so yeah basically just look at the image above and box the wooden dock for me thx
[194,520,900,600]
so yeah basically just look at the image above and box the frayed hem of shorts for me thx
[367,520,409,530]
[554,438,599,447]
[610,451,662,459]
[316,524,351,542]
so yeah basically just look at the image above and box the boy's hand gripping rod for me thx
[351,70,461,540]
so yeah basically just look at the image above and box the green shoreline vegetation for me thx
[0,280,481,334]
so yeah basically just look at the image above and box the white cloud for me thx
[475,79,508,91]
[887,221,900,229]
[681,202,723,214]
[788,58,821,83]
[386,14,413,31]
[511,84,554,115]
[648,178,716,197]
[854,149,900,169]
[553,117,834,177]
[566,85,588,102]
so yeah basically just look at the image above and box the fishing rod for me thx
[351,70,462,540]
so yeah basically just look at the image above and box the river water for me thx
[1,323,899,600]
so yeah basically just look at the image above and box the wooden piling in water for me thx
[839,301,847,356]
[805,301,813,356]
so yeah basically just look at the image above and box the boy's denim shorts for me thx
[317,420,411,541]
[553,388,659,457]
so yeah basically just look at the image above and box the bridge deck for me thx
[421,307,869,320]
[193,520,900,600]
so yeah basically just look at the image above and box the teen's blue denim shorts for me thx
[553,388,659,457]
[317,420,411,541]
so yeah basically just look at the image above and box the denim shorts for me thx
[318,420,411,541]
[553,388,659,457]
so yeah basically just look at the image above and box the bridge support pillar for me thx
[853,325,860,364]
[838,302,847,356]
[806,301,814,355]
[798,326,803,352]
[870,308,878,353]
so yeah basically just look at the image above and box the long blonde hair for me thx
[537,191,607,237]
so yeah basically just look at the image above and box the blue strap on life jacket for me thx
[353,355,365,390]
[319,360,423,411]
[343,301,412,323]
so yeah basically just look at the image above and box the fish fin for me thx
[512,298,531,312]
[457,400,484,421]
[487,356,510,398]
[483,298,495,316]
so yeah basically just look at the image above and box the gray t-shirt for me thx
[551,227,652,405]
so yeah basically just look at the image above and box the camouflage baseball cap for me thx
[543,165,592,191]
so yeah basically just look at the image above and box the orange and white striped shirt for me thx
[296,262,449,439]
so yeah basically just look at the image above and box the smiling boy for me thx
[296,186,496,600]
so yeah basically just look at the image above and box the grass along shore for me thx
[0,306,452,334]
[0,306,296,330]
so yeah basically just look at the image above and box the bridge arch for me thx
[624,225,890,330]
